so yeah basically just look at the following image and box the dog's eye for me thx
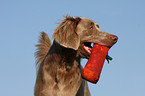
[89,25,93,30]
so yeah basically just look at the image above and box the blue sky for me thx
[0,0,145,96]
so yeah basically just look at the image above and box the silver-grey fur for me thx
[34,16,118,96]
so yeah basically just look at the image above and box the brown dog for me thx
[34,16,118,96]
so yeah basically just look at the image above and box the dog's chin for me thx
[78,51,90,59]
[77,47,90,59]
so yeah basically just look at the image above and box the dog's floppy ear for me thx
[53,16,81,50]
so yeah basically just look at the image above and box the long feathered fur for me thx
[53,16,81,50]
[35,32,51,67]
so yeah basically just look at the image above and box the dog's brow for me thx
[90,22,94,25]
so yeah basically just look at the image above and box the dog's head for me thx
[53,16,118,59]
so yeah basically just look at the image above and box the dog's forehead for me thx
[80,17,98,25]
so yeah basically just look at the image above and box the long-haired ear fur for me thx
[53,16,81,50]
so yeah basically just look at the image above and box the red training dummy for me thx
[82,44,109,84]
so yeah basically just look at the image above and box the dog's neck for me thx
[40,40,83,95]
[48,40,81,71]
[36,40,83,95]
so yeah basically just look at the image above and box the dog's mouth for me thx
[82,41,113,55]
[82,42,112,63]
[82,42,109,55]
[82,42,94,55]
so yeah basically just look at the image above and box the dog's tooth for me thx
[84,46,87,49]
[84,46,88,50]
[84,46,91,53]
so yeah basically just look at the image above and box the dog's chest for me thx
[56,68,82,95]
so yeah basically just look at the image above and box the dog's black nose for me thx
[111,35,118,43]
